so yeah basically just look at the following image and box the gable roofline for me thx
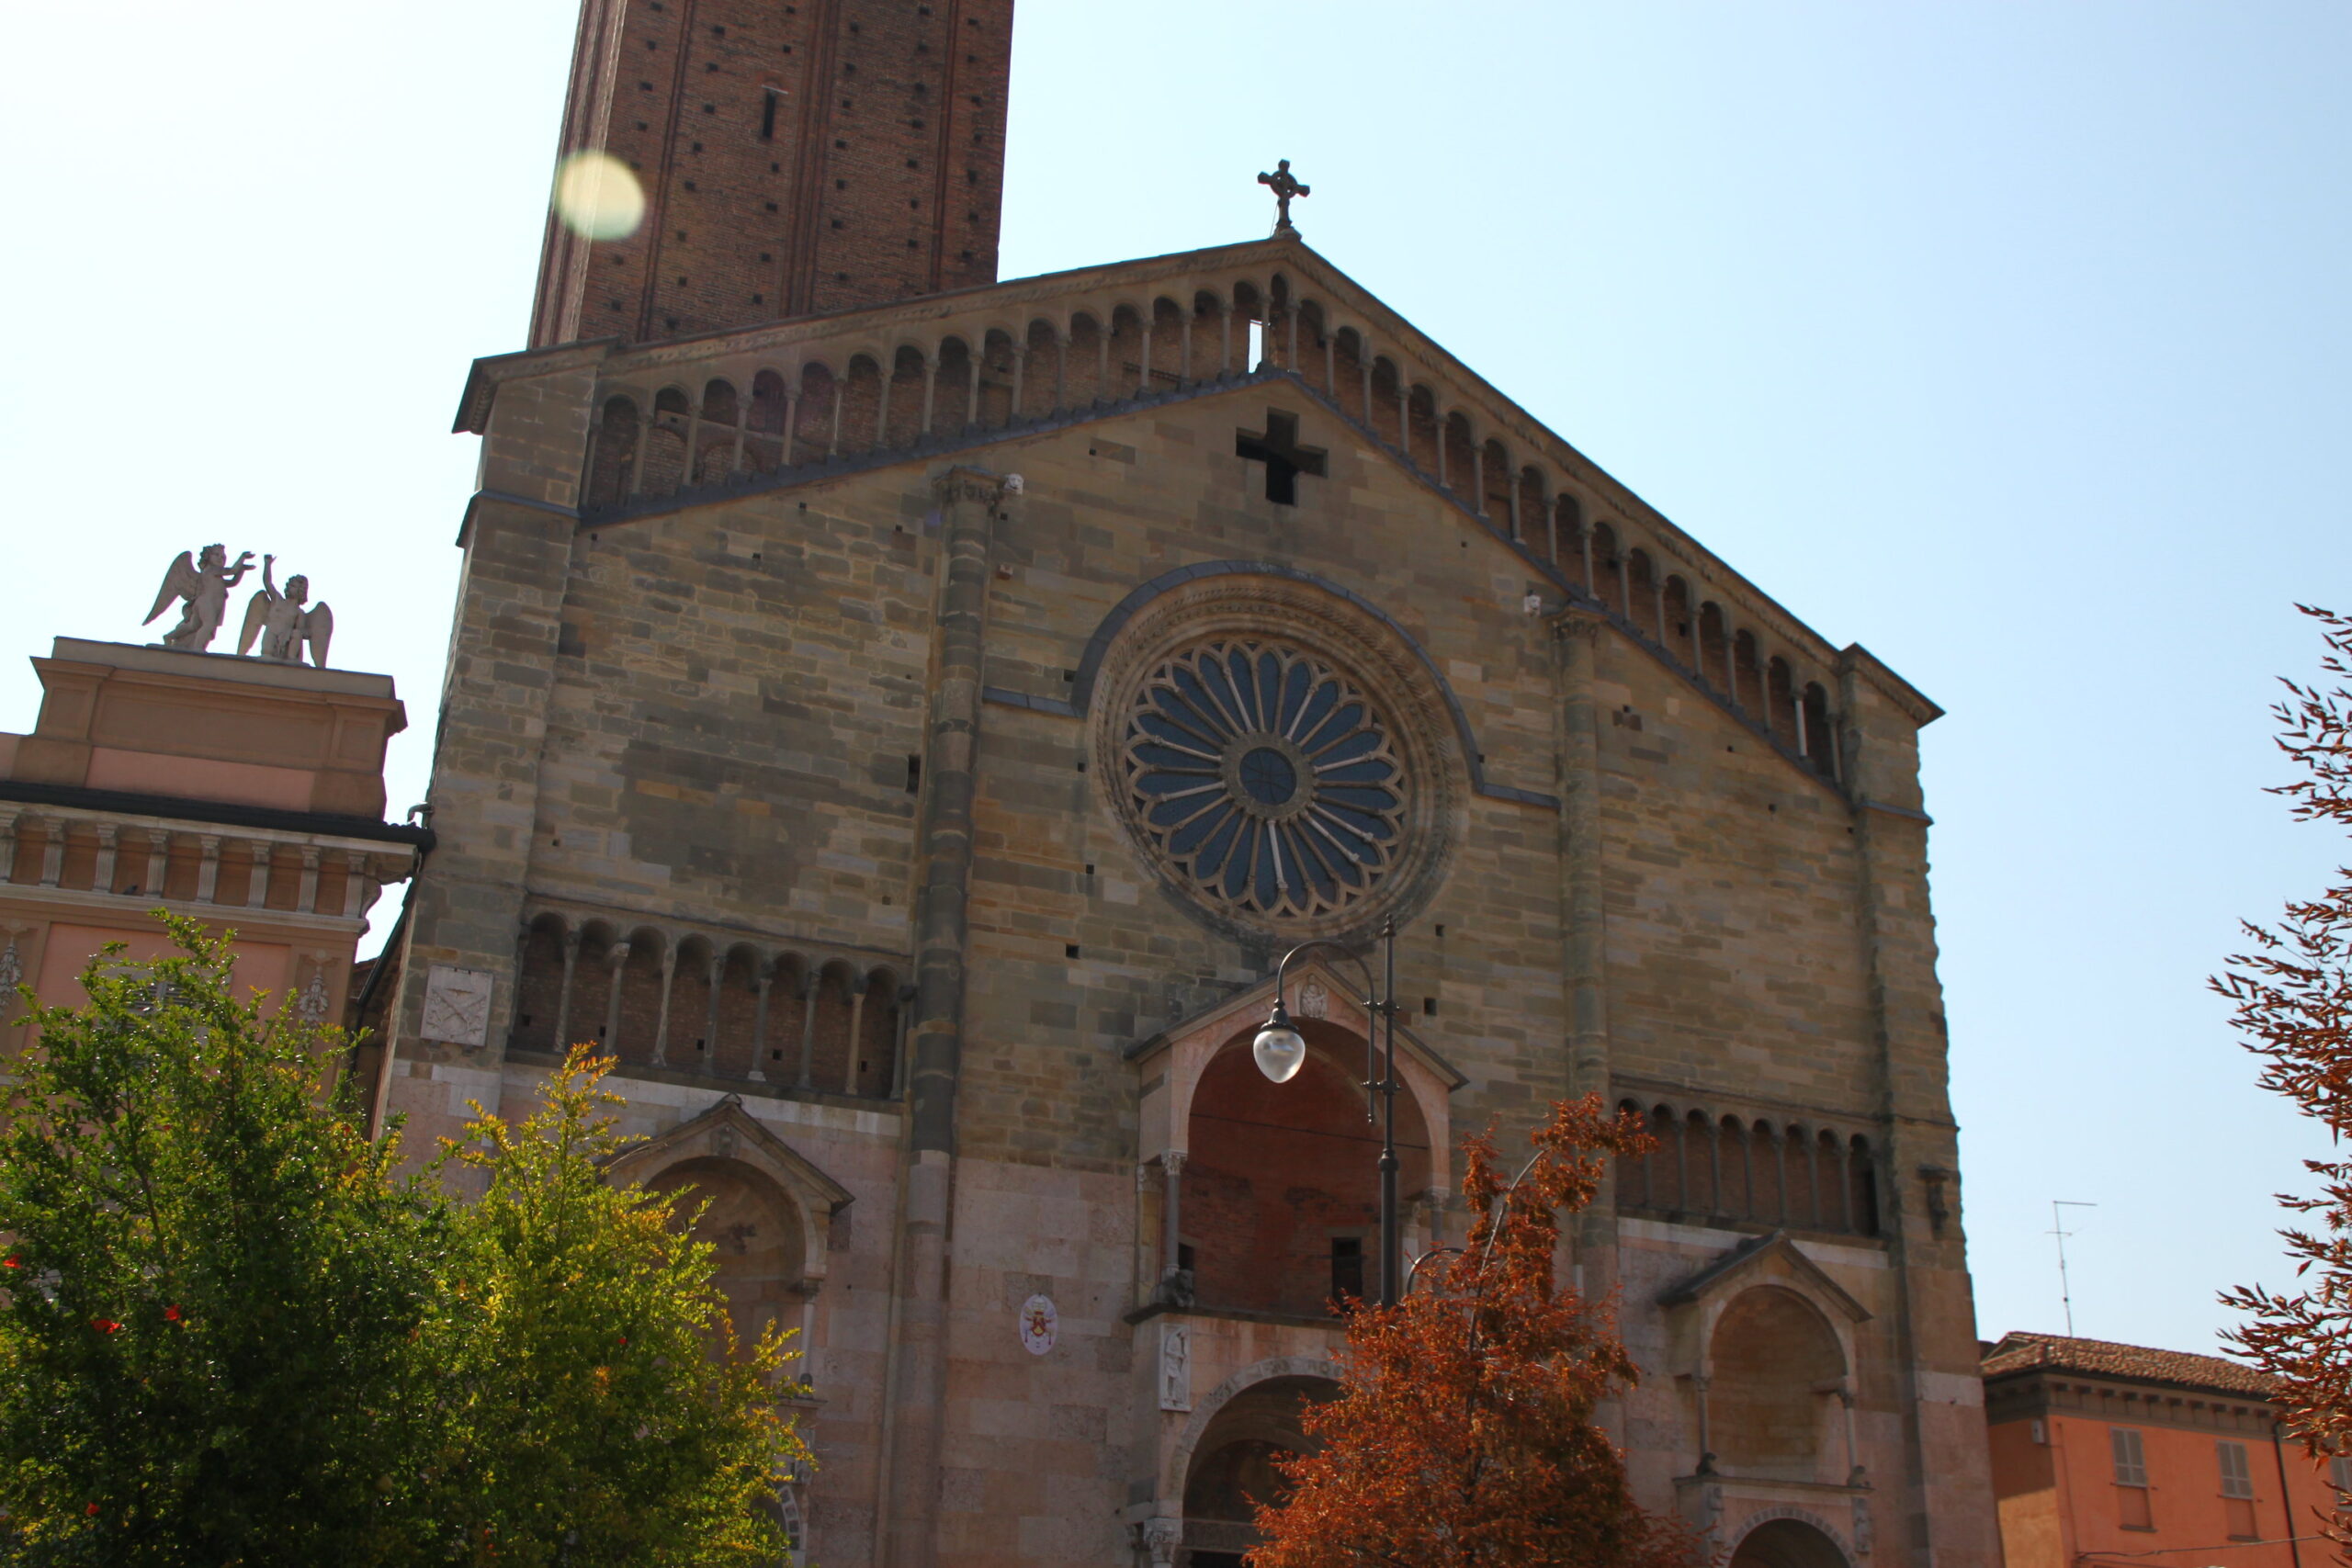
[1657,1230,1871,1324]
[566,367,1865,796]
[455,230,1937,720]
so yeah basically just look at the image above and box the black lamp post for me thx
[1249,916,1405,1308]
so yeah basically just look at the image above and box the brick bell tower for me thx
[528,0,1014,348]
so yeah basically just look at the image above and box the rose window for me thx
[1119,640,1408,920]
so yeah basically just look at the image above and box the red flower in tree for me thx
[85,1504,98,1517]
[90,1318,120,1336]
[164,1304,182,1322]
[3,1257,18,1269]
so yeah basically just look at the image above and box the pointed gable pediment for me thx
[604,1093,854,1236]
[1658,1230,1871,1325]
[1123,958,1464,1092]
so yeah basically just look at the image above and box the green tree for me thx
[425,1048,804,1567]
[0,919,808,1566]
[0,915,446,1564]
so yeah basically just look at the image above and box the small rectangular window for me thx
[905,755,922,793]
[2111,1427,2148,1487]
[1329,1236,1363,1306]
[760,85,785,141]
[2218,1440,2254,1499]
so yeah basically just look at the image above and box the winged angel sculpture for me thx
[235,556,334,668]
[143,544,255,652]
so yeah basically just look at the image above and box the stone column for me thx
[193,835,220,901]
[1553,609,1620,1316]
[650,942,677,1065]
[601,941,631,1054]
[1692,1373,1717,1474]
[1837,643,1997,1564]
[750,958,775,1082]
[298,847,322,914]
[878,467,1005,1568]
[245,840,273,909]
[705,952,726,1069]
[142,831,169,898]
[1160,1151,1187,1287]
[93,826,119,896]
[341,852,370,918]
[1838,1382,1868,1485]
[551,928,582,1052]
[0,811,17,885]
[796,975,820,1089]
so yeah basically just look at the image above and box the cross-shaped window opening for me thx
[1236,410,1327,505]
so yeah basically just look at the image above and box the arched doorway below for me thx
[1729,1517,1849,1568]
[1179,1373,1337,1568]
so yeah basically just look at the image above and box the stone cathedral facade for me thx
[369,3,2000,1564]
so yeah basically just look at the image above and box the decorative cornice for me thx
[0,781,433,850]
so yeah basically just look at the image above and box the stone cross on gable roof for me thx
[1257,159,1309,234]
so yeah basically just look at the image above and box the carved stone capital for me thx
[1553,604,1608,645]
[1137,1517,1182,1568]
[932,467,1008,509]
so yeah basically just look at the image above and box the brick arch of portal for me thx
[1182,1019,1432,1317]
[1727,1510,1853,1568]
[1159,1356,1342,1516]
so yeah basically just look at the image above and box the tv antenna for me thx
[2051,1200,2097,1337]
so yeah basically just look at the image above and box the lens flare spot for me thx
[554,152,645,242]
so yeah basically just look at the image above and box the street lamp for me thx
[1250,916,1405,1307]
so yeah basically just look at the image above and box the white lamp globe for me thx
[1252,1020,1307,1084]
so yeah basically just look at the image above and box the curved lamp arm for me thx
[1251,936,1386,1118]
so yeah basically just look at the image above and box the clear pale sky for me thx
[3,2,2343,1362]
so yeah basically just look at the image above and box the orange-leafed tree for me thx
[1249,1093,1703,1568]
[2219,604,2352,1548]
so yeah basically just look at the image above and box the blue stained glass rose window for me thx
[1119,640,1408,921]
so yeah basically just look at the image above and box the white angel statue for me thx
[236,556,334,668]
[143,544,257,652]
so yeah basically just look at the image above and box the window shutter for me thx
[2111,1427,2149,1487]
[2218,1440,2254,1499]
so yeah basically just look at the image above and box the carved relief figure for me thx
[143,545,256,652]
[236,556,334,668]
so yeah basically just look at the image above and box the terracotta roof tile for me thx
[1980,1331,2275,1400]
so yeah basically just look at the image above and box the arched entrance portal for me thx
[1179,1373,1338,1568]
[1729,1517,1850,1568]
[1183,1020,1429,1317]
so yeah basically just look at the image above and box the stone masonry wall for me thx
[416,345,1993,1564]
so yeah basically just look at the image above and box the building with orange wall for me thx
[1984,1331,2345,1568]
[0,637,426,1053]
